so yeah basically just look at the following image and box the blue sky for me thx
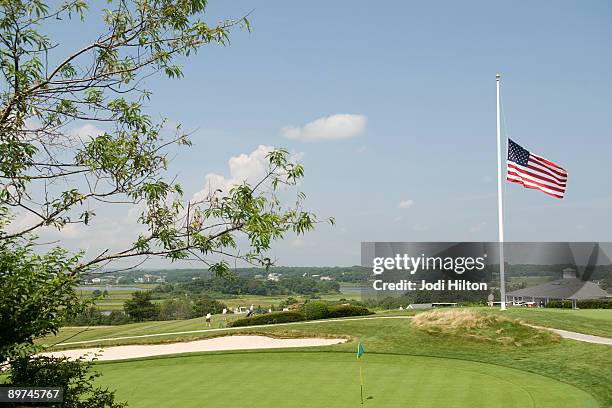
[29,1,612,267]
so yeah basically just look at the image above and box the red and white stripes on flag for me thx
[506,139,568,199]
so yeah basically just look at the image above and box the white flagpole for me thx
[496,73,507,311]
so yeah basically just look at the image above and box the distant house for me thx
[267,273,282,282]
[506,268,609,308]
[91,276,114,284]
[320,276,333,281]
[142,274,162,283]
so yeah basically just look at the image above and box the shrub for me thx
[577,299,612,309]
[304,301,329,320]
[546,299,611,309]
[547,300,573,308]
[230,311,305,327]
[327,305,373,318]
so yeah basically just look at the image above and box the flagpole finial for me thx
[496,73,501,81]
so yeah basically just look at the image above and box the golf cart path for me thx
[52,315,612,347]
[528,325,612,345]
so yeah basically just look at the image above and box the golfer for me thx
[205,312,212,327]
[221,308,228,327]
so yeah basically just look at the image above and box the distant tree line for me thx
[154,275,341,297]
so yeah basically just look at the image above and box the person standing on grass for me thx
[222,308,227,327]
[205,312,212,327]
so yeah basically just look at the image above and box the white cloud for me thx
[397,199,414,209]
[192,145,301,203]
[281,114,367,142]
[69,123,104,142]
[23,117,41,132]
[6,211,40,235]
[354,145,367,153]
[393,216,403,223]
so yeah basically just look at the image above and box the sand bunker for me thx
[41,335,347,362]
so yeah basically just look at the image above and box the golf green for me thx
[95,351,598,407]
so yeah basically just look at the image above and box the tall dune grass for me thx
[412,309,560,347]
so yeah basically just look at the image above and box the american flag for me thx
[506,139,568,199]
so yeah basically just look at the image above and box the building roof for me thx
[506,278,609,300]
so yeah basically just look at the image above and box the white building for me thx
[267,273,282,282]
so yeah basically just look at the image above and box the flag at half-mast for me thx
[506,139,568,199]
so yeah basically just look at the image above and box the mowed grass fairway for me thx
[94,352,598,408]
[40,310,612,407]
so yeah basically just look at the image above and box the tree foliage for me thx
[123,290,158,321]
[158,296,192,320]
[192,295,226,317]
[172,275,340,297]
[0,228,84,362]
[0,1,329,405]
[0,0,326,275]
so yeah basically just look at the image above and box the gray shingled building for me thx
[506,268,610,308]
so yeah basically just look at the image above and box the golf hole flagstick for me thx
[357,343,365,404]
